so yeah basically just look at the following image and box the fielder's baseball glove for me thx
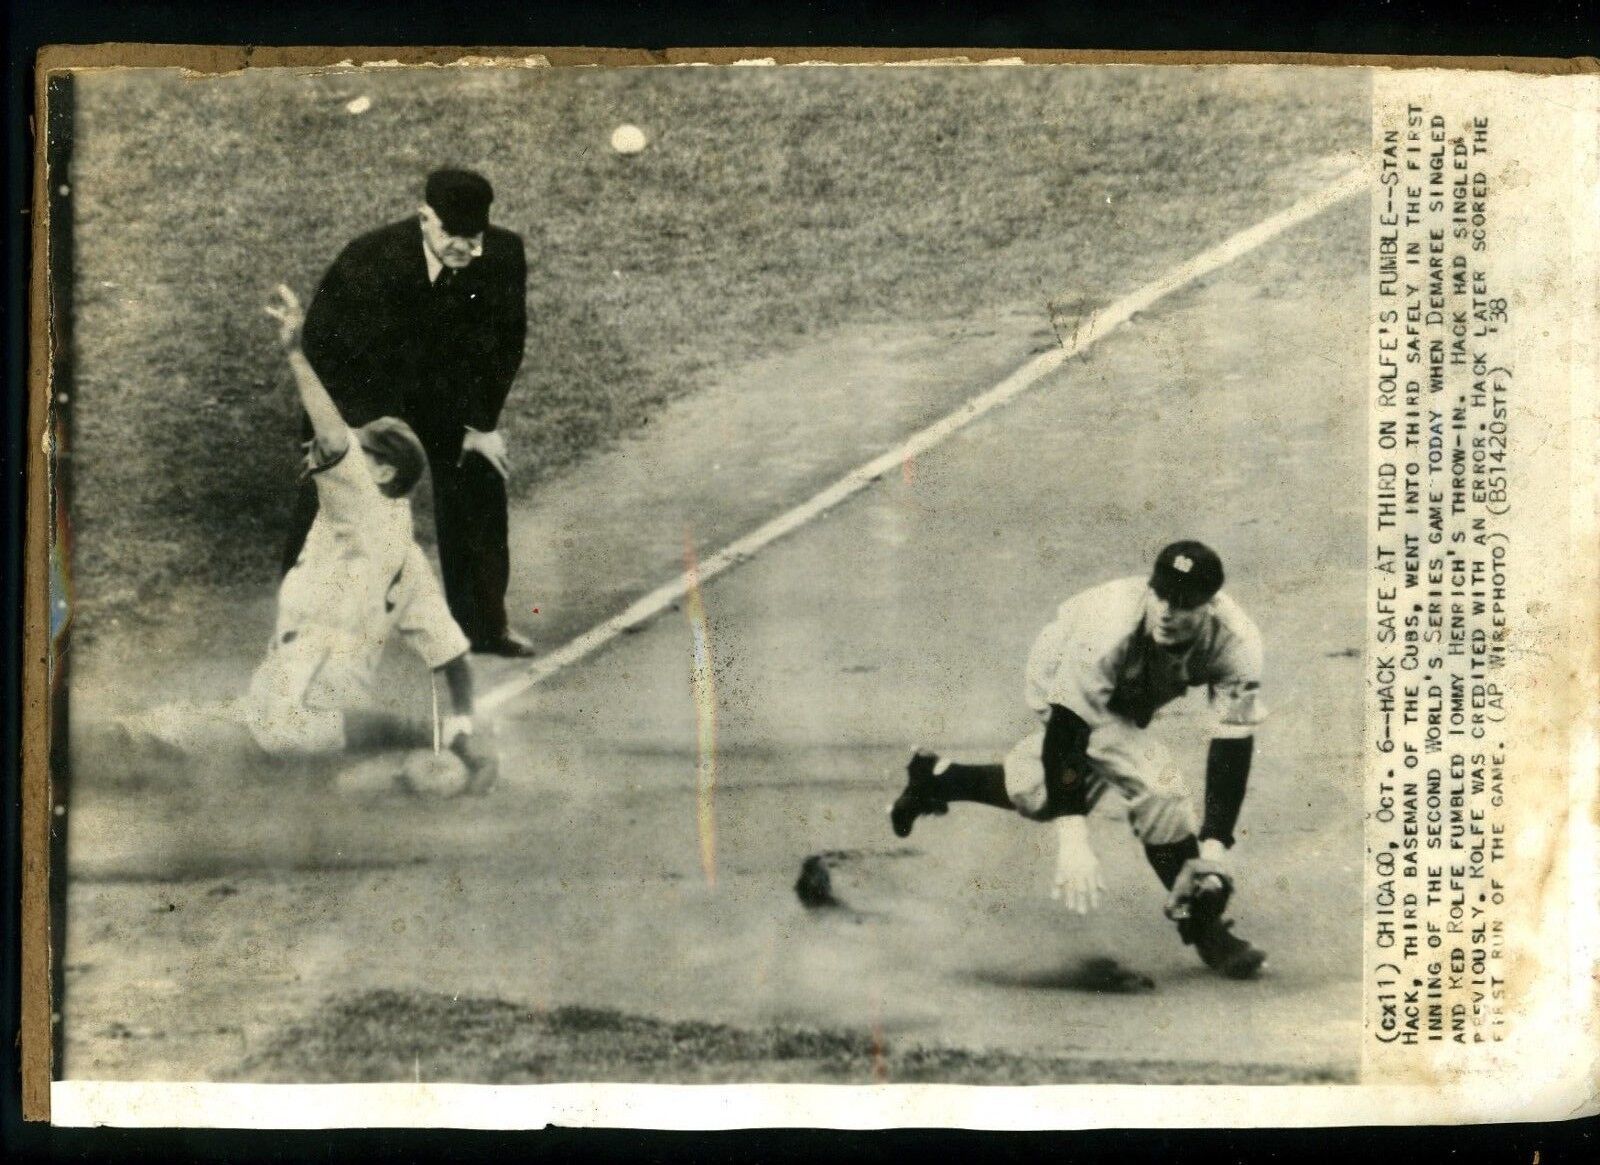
[1162,858,1233,924]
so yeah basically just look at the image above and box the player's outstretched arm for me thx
[1202,628,1264,858]
[266,284,349,454]
[1200,733,1254,856]
[437,652,498,795]
[1158,728,1255,922]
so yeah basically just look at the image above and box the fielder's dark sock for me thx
[1144,835,1201,890]
[931,760,1013,809]
[343,711,433,753]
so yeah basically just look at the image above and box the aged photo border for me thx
[18,37,1600,1134]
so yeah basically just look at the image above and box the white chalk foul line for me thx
[480,167,1368,714]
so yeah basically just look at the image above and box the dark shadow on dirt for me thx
[973,956,1157,994]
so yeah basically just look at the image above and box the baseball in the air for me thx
[610,124,649,155]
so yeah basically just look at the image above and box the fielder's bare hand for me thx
[264,284,306,351]
[460,427,511,481]
[1051,816,1106,914]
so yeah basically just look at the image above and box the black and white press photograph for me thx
[46,59,1371,1095]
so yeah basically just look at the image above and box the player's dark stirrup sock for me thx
[343,710,434,753]
[930,761,1013,809]
[1144,836,1202,890]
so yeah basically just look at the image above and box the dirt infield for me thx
[63,179,1367,1084]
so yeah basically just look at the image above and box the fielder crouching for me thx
[91,285,497,795]
[890,541,1268,979]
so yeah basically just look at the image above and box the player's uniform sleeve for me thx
[1207,600,1267,739]
[1045,635,1122,727]
[1035,581,1143,728]
[390,545,472,669]
[302,433,382,531]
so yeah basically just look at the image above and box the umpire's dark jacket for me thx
[301,218,527,458]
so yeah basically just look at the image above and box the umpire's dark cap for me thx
[425,168,494,236]
[1149,541,1225,609]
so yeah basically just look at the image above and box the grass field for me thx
[231,990,1351,1085]
[67,65,1363,644]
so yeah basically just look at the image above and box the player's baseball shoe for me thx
[1180,916,1267,980]
[890,749,949,838]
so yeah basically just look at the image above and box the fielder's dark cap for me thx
[357,417,428,498]
[1149,540,1225,609]
[424,168,494,236]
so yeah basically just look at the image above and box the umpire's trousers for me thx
[280,449,511,649]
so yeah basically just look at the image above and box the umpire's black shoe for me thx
[890,749,949,838]
[472,630,537,658]
[1180,916,1268,980]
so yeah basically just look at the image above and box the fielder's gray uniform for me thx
[1004,576,1267,844]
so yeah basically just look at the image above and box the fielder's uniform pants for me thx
[1002,717,1197,845]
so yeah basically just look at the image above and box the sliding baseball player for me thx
[89,286,496,795]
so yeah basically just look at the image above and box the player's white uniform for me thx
[1004,577,1266,844]
[242,439,469,755]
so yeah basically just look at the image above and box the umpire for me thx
[281,168,535,657]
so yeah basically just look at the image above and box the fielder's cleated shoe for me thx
[889,749,949,838]
[1180,916,1267,980]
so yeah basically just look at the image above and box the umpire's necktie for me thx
[433,265,459,294]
